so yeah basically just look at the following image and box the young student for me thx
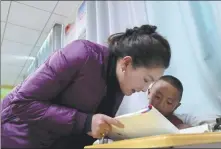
[93,75,190,145]
[148,75,191,129]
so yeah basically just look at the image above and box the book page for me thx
[108,106,179,140]
[179,124,210,134]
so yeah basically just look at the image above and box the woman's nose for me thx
[142,85,149,92]
[142,88,147,92]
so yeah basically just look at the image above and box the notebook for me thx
[107,105,210,140]
[179,124,210,134]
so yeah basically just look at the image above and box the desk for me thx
[84,132,221,148]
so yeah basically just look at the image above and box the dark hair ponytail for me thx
[108,24,171,68]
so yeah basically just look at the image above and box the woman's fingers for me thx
[99,122,111,135]
[102,115,124,128]
[90,114,124,139]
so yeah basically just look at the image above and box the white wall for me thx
[63,1,84,46]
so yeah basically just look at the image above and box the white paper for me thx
[179,124,210,134]
[108,106,180,140]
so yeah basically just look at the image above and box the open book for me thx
[108,105,210,140]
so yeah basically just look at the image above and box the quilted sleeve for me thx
[11,40,90,135]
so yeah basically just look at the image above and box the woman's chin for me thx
[124,90,133,96]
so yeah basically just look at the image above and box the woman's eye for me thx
[144,78,148,83]
[155,96,160,100]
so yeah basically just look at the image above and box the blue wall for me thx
[145,1,221,116]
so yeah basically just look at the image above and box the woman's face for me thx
[116,56,165,96]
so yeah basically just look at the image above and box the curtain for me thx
[145,1,221,116]
[188,1,221,104]
[85,1,221,116]
[86,1,150,116]
[86,1,148,45]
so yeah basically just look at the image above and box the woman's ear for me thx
[122,56,132,67]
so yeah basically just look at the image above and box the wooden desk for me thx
[84,132,221,148]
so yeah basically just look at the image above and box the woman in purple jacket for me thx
[1,24,171,149]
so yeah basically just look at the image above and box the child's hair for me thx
[159,75,183,100]
[107,24,171,69]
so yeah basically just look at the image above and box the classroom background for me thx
[1,1,221,118]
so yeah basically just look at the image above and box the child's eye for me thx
[167,102,173,105]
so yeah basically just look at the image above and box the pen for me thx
[99,133,108,144]
[141,104,152,114]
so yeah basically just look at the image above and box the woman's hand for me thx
[87,114,124,139]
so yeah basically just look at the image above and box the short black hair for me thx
[159,75,183,100]
[108,24,171,69]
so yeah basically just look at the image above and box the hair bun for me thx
[140,25,157,34]
[125,28,134,36]
[125,25,157,36]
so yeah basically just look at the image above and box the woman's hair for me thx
[108,24,171,68]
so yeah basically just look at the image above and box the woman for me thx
[1,24,171,149]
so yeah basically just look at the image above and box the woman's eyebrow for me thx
[148,75,154,81]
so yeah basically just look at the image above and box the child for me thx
[93,75,190,145]
[148,75,191,129]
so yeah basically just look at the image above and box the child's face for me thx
[148,80,181,117]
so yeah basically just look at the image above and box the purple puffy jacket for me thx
[1,40,124,149]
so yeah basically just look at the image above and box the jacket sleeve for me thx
[11,40,90,135]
